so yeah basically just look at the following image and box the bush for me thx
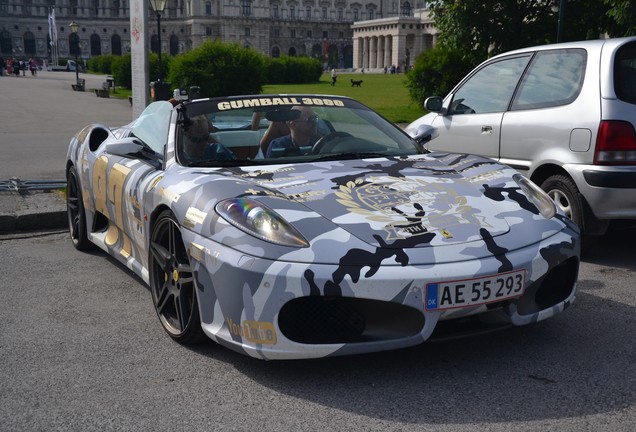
[168,41,266,97]
[406,46,475,107]
[149,52,173,85]
[87,55,117,74]
[265,56,322,84]
[111,53,132,89]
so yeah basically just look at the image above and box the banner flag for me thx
[48,8,58,47]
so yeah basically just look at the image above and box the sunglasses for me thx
[295,114,318,123]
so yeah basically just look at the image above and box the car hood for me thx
[216,154,515,250]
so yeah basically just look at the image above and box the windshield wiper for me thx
[311,152,394,162]
[188,159,262,167]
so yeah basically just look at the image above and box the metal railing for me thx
[0,178,66,193]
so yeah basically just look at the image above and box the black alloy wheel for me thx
[66,166,93,251]
[149,210,205,344]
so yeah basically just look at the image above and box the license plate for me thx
[425,269,526,311]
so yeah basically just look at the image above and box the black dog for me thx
[350,79,363,87]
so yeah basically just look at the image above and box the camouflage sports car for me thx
[66,94,580,360]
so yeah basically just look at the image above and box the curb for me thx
[0,191,67,233]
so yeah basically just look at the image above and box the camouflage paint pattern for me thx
[66,96,580,360]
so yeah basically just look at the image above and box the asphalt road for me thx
[0,225,634,432]
[1,66,635,432]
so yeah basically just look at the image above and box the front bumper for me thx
[182,227,579,360]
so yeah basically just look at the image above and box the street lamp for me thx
[69,20,80,90]
[149,0,167,82]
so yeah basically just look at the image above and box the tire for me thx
[66,166,93,251]
[149,210,206,344]
[540,174,584,228]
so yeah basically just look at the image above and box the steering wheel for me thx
[311,132,353,154]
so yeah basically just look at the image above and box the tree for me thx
[429,0,614,65]
[406,45,474,106]
[604,0,636,36]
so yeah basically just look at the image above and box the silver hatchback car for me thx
[405,37,636,236]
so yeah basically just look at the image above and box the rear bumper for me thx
[569,164,636,219]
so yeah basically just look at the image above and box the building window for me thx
[112,34,122,55]
[322,7,327,19]
[368,9,374,20]
[306,7,311,19]
[401,1,412,16]
[290,29,295,38]
[290,6,295,19]
[272,46,280,58]
[205,1,211,15]
[353,8,358,20]
[245,27,250,37]
[322,31,328,39]
[338,8,343,20]
[241,0,251,16]
[206,26,212,36]
[339,31,344,39]
[272,5,278,18]
[273,28,280,37]
[169,34,179,55]
[307,30,312,38]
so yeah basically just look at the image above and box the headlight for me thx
[216,198,309,248]
[513,174,556,219]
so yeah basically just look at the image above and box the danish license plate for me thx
[425,269,526,311]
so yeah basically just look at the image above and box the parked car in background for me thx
[405,37,636,237]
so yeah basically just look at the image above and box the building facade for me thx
[352,7,437,71]
[0,0,436,70]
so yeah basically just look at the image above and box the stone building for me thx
[352,6,437,72]
[0,0,436,70]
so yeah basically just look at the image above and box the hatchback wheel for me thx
[541,174,584,228]
[149,210,205,344]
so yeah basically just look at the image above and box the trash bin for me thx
[150,81,171,102]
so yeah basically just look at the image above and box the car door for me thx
[427,55,533,160]
[499,48,593,172]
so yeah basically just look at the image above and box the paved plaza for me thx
[0,69,133,180]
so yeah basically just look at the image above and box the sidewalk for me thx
[0,189,66,233]
[0,69,132,233]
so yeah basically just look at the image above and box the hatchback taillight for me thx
[594,120,636,165]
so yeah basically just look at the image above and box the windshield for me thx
[131,101,173,154]
[176,95,420,167]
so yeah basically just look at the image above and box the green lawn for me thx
[264,72,425,124]
[110,72,424,124]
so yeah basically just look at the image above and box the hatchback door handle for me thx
[481,126,493,134]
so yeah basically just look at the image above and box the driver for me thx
[266,106,319,158]
[181,115,235,164]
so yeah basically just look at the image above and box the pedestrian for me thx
[0,56,4,76]
[29,58,37,76]
[331,68,337,86]
[13,59,20,77]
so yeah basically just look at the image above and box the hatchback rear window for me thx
[511,48,587,111]
[614,42,636,105]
